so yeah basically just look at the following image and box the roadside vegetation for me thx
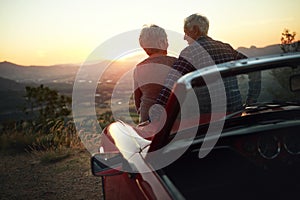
[0,83,137,161]
[0,87,83,168]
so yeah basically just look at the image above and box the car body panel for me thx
[91,53,300,199]
[98,120,173,199]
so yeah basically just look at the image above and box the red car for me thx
[91,53,300,199]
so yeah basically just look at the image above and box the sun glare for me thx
[117,51,147,63]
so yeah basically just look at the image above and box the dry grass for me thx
[0,149,103,200]
[0,108,139,199]
[0,118,84,154]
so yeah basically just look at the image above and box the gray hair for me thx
[184,13,209,35]
[139,24,168,51]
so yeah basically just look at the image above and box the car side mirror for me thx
[91,153,124,176]
[290,74,300,92]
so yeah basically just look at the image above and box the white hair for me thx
[139,24,168,51]
[184,13,209,35]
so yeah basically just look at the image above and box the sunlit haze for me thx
[1,0,299,66]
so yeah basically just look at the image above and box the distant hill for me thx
[236,44,283,57]
[0,61,79,83]
[0,62,79,119]
[0,44,285,84]
[0,60,137,121]
[0,77,26,116]
[0,77,26,91]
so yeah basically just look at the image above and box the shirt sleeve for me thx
[246,71,261,105]
[156,56,195,107]
[133,68,142,113]
[149,56,195,121]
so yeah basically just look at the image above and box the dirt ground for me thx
[0,150,103,200]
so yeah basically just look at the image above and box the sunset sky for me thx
[1,0,299,66]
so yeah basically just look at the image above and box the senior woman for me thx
[133,24,176,123]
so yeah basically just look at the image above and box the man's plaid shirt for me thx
[151,36,261,120]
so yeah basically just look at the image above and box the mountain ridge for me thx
[0,61,79,83]
[0,43,288,86]
[236,44,282,57]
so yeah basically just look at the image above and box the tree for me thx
[23,85,72,130]
[280,29,299,53]
[268,29,300,101]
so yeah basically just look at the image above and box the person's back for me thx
[134,24,176,122]
[134,56,176,122]
[185,35,246,113]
